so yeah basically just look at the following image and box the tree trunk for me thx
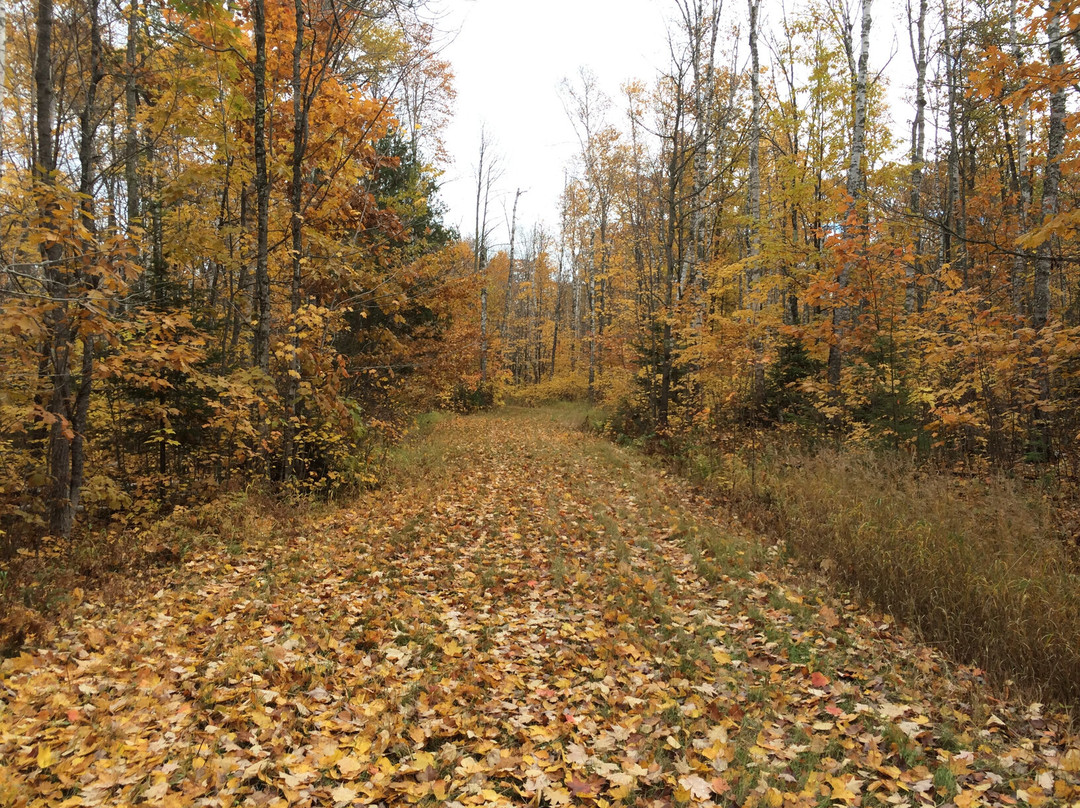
[596,210,607,384]
[941,4,960,274]
[1010,0,1031,318]
[498,189,520,369]
[1033,9,1064,332]
[533,232,545,383]
[659,116,681,426]
[826,0,872,412]
[282,0,307,482]
[587,271,597,398]
[36,0,74,538]
[551,260,563,380]
[570,265,579,373]
[252,0,271,373]
[78,0,104,214]
[125,0,140,232]
[748,0,765,407]
[0,0,7,179]
[480,288,488,381]
[1029,7,1064,457]
[473,132,495,383]
[34,0,55,183]
[682,0,718,306]
[906,0,927,314]
[747,0,762,279]
[70,0,103,527]
[502,188,522,345]
[231,185,251,361]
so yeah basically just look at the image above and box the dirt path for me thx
[2,408,1078,807]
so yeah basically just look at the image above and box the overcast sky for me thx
[430,0,913,243]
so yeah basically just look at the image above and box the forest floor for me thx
[2,406,1079,808]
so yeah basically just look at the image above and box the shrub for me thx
[502,374,590,407]
[445,380,497,413]
[747,450,1080,706]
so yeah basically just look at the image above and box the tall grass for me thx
[743,450,1080,706]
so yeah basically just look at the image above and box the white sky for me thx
[431,0,914,242]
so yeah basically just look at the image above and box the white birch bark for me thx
[827,0,872,404]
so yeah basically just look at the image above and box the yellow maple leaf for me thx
[954,788,984,808]
[337,756,363,777]
[1062,748,1080,774]
[250,710,272,729]
[544,785,572,806]
[829,776,859,804]
[330,784,358,805]
[36,745,56,769]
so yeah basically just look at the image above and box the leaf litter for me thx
[2,410,1078,807]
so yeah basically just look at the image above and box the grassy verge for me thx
[0,411,460,656]
[718,447,1080,707]
[577,406,1080,707]
[385,411,463,484]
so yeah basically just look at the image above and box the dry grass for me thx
[741,450,1080,707]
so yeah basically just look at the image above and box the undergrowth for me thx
[739,450,1080,707]
[0,410,452,657]
[0,491,316,657]
[501,375,590,407]
[632,425,1080,708]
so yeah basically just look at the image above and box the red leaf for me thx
[568,777,601,797]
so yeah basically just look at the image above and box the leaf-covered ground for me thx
[2,408,1078,808]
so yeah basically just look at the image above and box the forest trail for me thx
[2,407,1078,807]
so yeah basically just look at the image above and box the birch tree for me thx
[826,0,872,411]
[906,0,927,314]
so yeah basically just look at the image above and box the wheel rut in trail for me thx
[2,407,1078,806]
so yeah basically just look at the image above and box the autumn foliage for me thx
[0,0,467,548]
[461,0,1080,713]
[487,0,1080,471]
[3,0,1080,801]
